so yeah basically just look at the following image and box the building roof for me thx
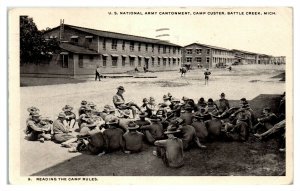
[232,49,258,55]
[46,24,182,47]
[184,43,232,51]
[59,43,99,55]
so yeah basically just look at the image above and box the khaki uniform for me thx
[25,118,52,141]
[103,127,124,152]
[178,124,199,150]
[52,119,75,143]
[122,131,144,152]
[140,122,164,144]
[154,138,184,168]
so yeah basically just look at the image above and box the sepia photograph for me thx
[8,7,293,184]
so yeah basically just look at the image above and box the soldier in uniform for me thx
[113,86,141,118]
[191,113,208,141]
[95,66,101,81]
[140,115,165,144]
[78,100,88,116]
[180,105,194,125]
[153,127,184,168]
[122,121,144,154]
[135,112,151,128]
[140,98,152,117]
[118,110,133,132]
[52,112,76,143]
[197,97,207,111]
[252,107,278,133]
[205,98,219,116]
[103,117,124,153]
[25,108,52,143]
[204,68,211,85]
[62,105,76,129]
[218,93,230,115]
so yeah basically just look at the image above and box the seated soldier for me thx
[218,93,230,115]
[169,97,183,117]
[254,119,285,152]
[52,112,76,144]
[78,100,88,116]
[140,98,153,117]
[162,95,172,107]
[191,113,208,141]
[225,112,250,142]
[98,105,111,120]
[79,106,104,132]
[88,102,100,115]
[103,106,117,123]
[197,97,207,111]
[153,127,184,168]
[167,92,173,101]
[122,121,144,154]
[118,110,133,132]
[252,107,278,133]
[113,86,141,118]
[62,105,76,129]
[205,98,219,116]
[135,112,151,128]
[180,105,194,125]
[103,117,124,153]
[140,115,165,144]
[148,97,158,115]
[176,118,207,150]
[25,107,52,143]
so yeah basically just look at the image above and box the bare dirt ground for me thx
[20,64,286,176]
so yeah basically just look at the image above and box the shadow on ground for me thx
[31,94,285,176]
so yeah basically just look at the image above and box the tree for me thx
[20,16,59,65]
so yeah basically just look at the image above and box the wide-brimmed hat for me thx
[167,92,172,98]
[106,117,119,125]
[142,98,148,103]
[27,106,40,114]
[58,112,66,118]
[117,86,125,91]
[81,100,87,105]
[109,106,116,113]
[220,93,225,97]
[62,105,73,111]
[150,115,160,122]
[163,95,169,100]
[85,106,92,112]
[88,102,96,107]
[164,126,181,134]
[122,110,131,117]
[139,112,148,117]
[127,121,139,130]
[149,97,155,101]
[30,111,41,117]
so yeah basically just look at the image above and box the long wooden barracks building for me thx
[20,23,182,77]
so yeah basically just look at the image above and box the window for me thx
[122,41,125,50]
[103,56,107,67]
[163,46,166,53]
[168,47,171,53]
[138,43,141,51]
[112,56,118,67]
[71,38,78,44]
[186,57,192,62]
[158,45,160,53]
[122,57,126,66]
[206,57,210,63]
[145,44,148,51]
[178,58,180,65]
[158,58,161,66]
[112,39,117,50]
[103,39,106,50]
[196,57,202,63]
[152,44,154,52]
[173,47,176,54]
[61,55,69,68]
[152,58,155,66]
[168,58,171,66]
[79,55,83,68]
[163,58,167,66]
[206,49,210,55]
[89,55,93,62]
[186,49,192,54]
[130,41,134,51]
[196,49,202,54]
[173,59,176,65]
[130,57,135,66]
[138,57,142,66]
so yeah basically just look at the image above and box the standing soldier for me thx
[95,66,101,81]
[218,93,230,115]
[204,68,211,85]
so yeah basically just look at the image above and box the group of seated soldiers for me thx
[25,86,286,168]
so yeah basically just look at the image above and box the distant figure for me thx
[95,66,101,81]
[135,67,139,72]
[197,64,200,68]
[143,66,148,73]
[180,67,187,77]
[204,68,211,85]
[228,66,232,71]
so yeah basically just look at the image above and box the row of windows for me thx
[186,57,210,63]
[186,49,210,55]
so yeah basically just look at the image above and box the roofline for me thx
[43,24,182,47]
[183,43,232,51]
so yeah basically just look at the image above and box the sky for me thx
[11,7,292,57]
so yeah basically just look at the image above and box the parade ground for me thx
[20,64,286,176]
